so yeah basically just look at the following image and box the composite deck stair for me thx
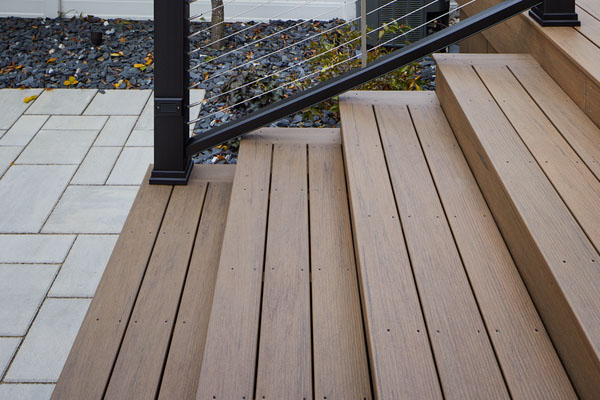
[52,57,600,400]
[435,53,600,399]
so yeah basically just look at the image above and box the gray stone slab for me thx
[84,90,152,116]
[49,235,118,298]
[0,264,59,336]
[4,298,90,382]
[0,384,54,400]
[134,93,153,130]
[0,234,75,263]
[0,89,43,130]
[0,130,6,139]
[25,89,97,116]
[106,147,153,185]
[0,338,20,377]
[0,147,22,177]
[0,165,77,233]
[125,130,153,147]
[94,115,137,146]
[42,116,108,131]
[0,115,48,147]
[42,186,138,234]
[71,147,121,185]
[16,130,98,165]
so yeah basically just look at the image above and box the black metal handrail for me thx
[151,0,579,185]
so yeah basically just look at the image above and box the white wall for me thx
[0,0,355,21]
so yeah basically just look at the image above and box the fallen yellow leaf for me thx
[24,95,38,103]
[111,51,124,57]
[64,76,79,86]
[47,58,56,63]
[120,36,126,43]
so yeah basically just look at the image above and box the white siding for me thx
[0,0,354,21]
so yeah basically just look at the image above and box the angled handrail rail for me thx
[185,0,539,156]
[151,0,578,184]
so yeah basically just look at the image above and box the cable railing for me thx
[188,0,449,117]
[188,0,436,89]
[151,0,580,184]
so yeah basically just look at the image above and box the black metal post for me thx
[529,0,580,26]
[151,0,193,185]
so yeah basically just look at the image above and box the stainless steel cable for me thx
[191,35,359,107]
[371,0,477,51]
[188,0,477,126]
[189,0,436,93]
[190,0,343,56]
[188,0,426,80]
[188,53,360,125]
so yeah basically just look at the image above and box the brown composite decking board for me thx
[375,104,510,399]
[249,127,341,144]
[104,178,208,399]
[456,0,600,126]
[409,101,577,399]
[51,168,173,400]
[308,144,372,400]
[340,98,443,399]
[507,62,600,181]
[577,0,600,22]
[435,57,600,399]
[158,182,231,400]
[255,144,312,399]
[475,64,600,251]
[576,6,600,47]
[196,138,272,400]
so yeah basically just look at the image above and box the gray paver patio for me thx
[107,147,154,185]
[0,384,54,400]
[0,115,48,147]
[94,115,138,146]
[0,165,77,233]
[0,339,20,377]
[125,129,153,147]
[4,298,90,382]
[0,235,75,264]
[0,89,43,130]
[71,146,122,185]
[49,235,118,298]
[84,89,152,115]
[0,147,22,177]
[42,116,108,131]
[16,130,98,165]
[42,185,138,233]
[0,265,59,336]
[0,88,204,395]
[25,89,97,116]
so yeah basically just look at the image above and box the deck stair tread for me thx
[435,52,600,399]
[340,91,575,399]
[457,0,600,126]
[52,55,600,397]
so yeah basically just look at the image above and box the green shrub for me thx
[300,21,424,120]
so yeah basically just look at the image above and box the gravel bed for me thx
[0,16,436,164]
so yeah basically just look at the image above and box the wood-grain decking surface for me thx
[52,89,596,399]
